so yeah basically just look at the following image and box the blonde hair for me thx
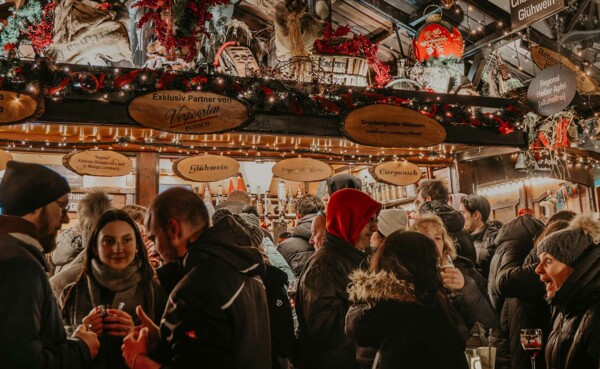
[411,214,457,259]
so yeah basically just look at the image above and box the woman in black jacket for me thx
[345,231,468,369]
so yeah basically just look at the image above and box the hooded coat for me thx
[154,215,271,369]
[295,189,381,369]
[472,220,503,279]
[278,213,317,278]
[345,270,469,369]
[420,200,477,264]
[488,215,545,369]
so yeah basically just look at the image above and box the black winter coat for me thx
[0,217,92,369]
[472,220,503,279]
[488,215,545,369]
[345,270,469,369]
[154,215,271,369]
[278,214,316,278]
[295,232,366,369]
[545,245,600,369]
[421,200,477,264]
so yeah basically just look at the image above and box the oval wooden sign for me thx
[0,150,12,170]
[272,158,334,182]
[63,150,133,177]
[530,46,597,94]
[343,105,447,147]
[0,91,38,123]
[370,161,422,186]
[173,155,240,182]
[128,90,250,134]
[527,65,577,116]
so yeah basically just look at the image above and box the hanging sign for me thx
[0,91,39,124]
[511,0,566,31]
[172,155,240,182]
[272,158,333,182]
[530,46,597,94]
[527,65,576,116]
[0,149,12,170]
[343,105,446,147]
[48,164,84,187]
[128,90,250,134]
[63,150,133,177]
[370,161,423,186]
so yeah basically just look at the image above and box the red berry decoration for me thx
[412,18,464,63]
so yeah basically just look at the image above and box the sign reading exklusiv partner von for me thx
[370,161,422,186]
[510,0,566,31]
[173,155,240,182]
[527,65,576,116]
[272,158,333,182]
[128,90,250,134]
[343,105,446,148]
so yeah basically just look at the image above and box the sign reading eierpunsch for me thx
[0,91,39,123]
[128,90,250,134]
[370,161,423,186]
[527,65,576,116]
[510,0,566,31]
[272,158,333,182]
[173,155,240,182]
[63,150,133,177]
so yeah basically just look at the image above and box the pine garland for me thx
[0,1,43,56]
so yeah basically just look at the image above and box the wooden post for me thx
[136,152,159,207]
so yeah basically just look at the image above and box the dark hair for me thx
[547,210,577,225]
[417,180,449,201]
[242,204,260,218]
[121,204,147,224]
[147,187,209,233]
[535,220,569,249]
[460,195,491,222]
[296,194,325,218]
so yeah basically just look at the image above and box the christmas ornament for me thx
[412,13,464,63]
[440,0,457,9]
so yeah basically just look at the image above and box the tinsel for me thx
[0,1,43,56]
[27,2,56,55]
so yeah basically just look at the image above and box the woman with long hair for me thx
[345,231,468,369]
[52,209,166,369]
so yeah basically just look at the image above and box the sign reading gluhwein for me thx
[63,150,133,177]
[370,161,423,186]
[527,65,576,116]
[272,158,333,182]
[128,90,249,134]
[173,155,240,182]
[510,0,566,31]
[0,91,38,123]
[343,105,446,148]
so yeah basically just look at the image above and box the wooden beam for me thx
[352,0,417,35]
[136,151,159,207]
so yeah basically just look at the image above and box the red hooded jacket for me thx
[326,189,382,246]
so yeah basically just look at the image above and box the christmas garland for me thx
[0,1,44,55]
[27,2,56,55]
[313,23,391,88]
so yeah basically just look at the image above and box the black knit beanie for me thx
[0,161,71,216]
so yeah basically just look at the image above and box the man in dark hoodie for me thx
[295,189,381,369]
[417,180,477,264]
[122,187,270,369]
[278,194,325,278]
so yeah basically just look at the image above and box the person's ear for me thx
[474,210,482,221]
[426,196,432,202]
[166,218,181,240]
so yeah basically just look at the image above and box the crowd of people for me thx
[1,160,600,369]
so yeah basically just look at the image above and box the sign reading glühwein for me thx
[370,161,423,186]
[0,91,38,123]
[511,0,566,31]
[527,65,576,116]
[173,155,240,182]
[128,90,250,134]
[343,105,446,148]
[272,158,333,182]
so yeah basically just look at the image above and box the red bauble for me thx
[412,20,464,62]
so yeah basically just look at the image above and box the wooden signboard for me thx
[173,155,240,182]
[511,0,566,31]
[527,65,576,116]
[530,46,597,94]
[370,161,423,186]
[128,90,250,134]
[0,91,39,124]
[343,105,446,147]
[63,150,133,177]
[272,158,333,182]
[0,150,12,170]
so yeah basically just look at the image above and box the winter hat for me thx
[461,195,491,222]
[238,212,260,228]
[537,215,600,267]
[0,161,70,216]
[326,188,381,245]
[233,213,264,248]
[377,209,408,237]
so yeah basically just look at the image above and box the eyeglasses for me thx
[55,201,69,218]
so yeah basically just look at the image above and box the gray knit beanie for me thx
[537,215,600,266]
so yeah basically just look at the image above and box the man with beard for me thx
[0,161,99,368]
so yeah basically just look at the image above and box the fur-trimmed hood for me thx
[348,269,417,304]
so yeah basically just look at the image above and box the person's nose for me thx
[534,261,544,275]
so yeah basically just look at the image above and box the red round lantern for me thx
[412,19,464,63]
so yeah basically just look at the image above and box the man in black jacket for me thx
[122,187,271,369]
[417,180,477,264]
[278,194,324,278]
[0,161,99,369]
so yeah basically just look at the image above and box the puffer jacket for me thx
[345,270,469,369]
[420,200,477,264]
[278,214,317,278]
[154,215,271,369]
[545,225,600,369]
[488,215,545,369]
[472,220,503,279]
